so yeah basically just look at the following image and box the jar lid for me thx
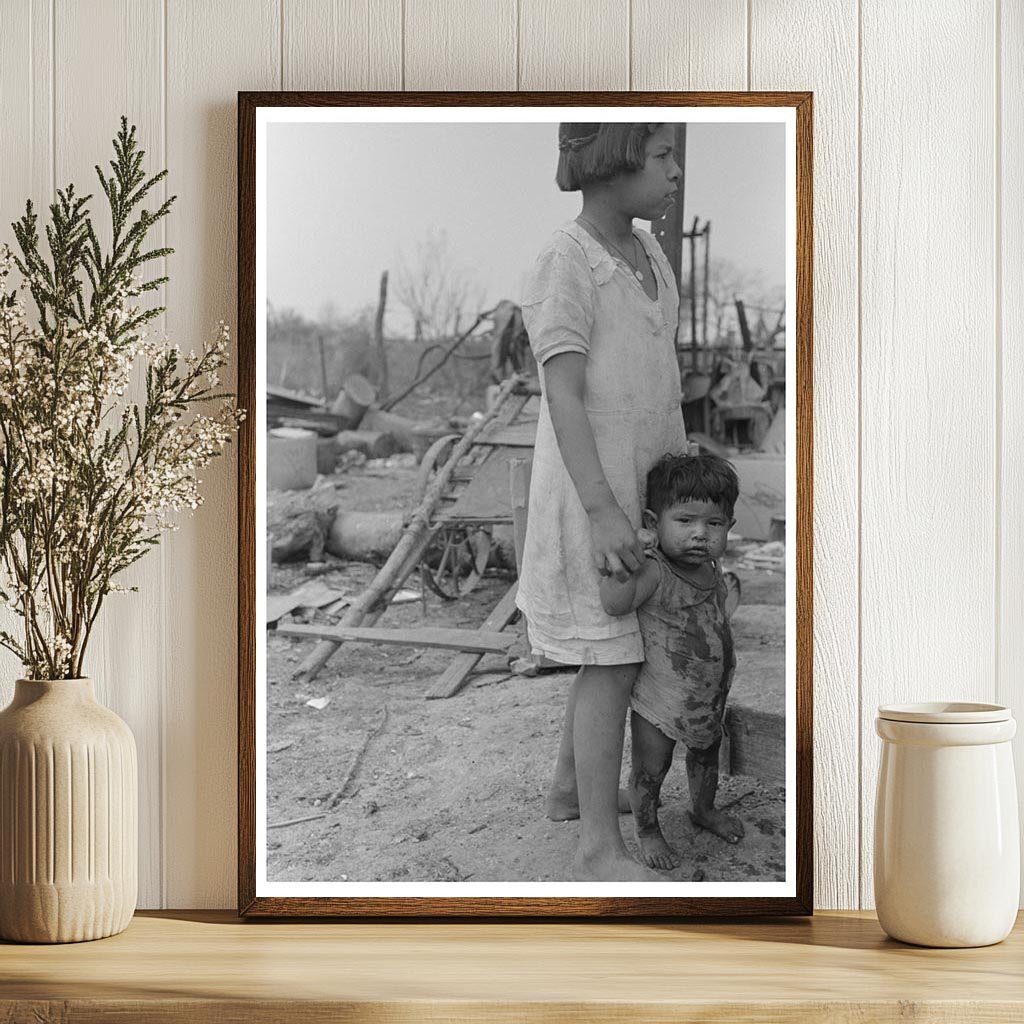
[877,702,1011,724]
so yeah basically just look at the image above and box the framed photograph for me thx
[238,91,812,917]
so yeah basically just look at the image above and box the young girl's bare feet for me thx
[546,787,632,822]
[573,847,663,881]
[689,806,744,844]
[546,784,581,822]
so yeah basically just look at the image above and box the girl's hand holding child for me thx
[588,502,644,581]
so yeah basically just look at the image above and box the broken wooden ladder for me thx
[284,375,525,696]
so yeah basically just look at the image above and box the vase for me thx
[0,678,137,942]
[874,702,1019,947]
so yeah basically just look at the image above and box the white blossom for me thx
[0,242,242,678]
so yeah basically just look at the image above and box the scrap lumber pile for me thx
[268,373,450,482]
[266,370,539,698]
[279,375,524,686]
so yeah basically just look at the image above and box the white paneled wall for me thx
[1004,0,1024,891]
[0,0,1018,910]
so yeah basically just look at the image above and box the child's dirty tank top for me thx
[630,548,736,749]
[516,220,686,654]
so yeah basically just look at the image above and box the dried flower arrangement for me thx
[0,118,242,679]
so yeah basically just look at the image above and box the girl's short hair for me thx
[556,123,662,191]
[646,452,739,518]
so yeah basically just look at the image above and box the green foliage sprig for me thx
[0,117,242,679]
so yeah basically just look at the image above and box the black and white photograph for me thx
[243,97,810,913]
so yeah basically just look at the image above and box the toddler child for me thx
[599,451,744,870]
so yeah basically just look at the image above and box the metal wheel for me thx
[414,433,461,502]
[422,525,492,600]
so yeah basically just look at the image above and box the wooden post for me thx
[317,331,330,402]
[702,221,711,347]
[689,216,699,369]
[375,270,389,399]
[735,297,753,350]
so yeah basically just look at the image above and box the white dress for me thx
[516,220,686,665]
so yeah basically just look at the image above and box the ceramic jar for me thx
[874,702,1019,947]
[0,678,137,943]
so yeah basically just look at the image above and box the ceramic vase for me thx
[874,702,1019,948]
[0,678,137,943]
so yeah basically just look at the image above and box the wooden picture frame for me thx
[238,91,813,917]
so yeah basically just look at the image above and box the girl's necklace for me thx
[576,215,644,281]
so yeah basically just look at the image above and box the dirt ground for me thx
[266,461,787,885]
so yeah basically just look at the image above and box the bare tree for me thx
[393,227,485,343]
[687,258,780,347]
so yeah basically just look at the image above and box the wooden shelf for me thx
[2,910,1022,1022]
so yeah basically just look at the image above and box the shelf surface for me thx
[1,910,1023,1022]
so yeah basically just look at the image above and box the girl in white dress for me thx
[518,122,686,880]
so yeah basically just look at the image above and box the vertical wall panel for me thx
[0,0,52,230]
[519,0,628,90]
[405,0,516,90]
[750,1,860,910]
[632,0,746,90]
[1000,0,1024,901]
[284,0,401,90]
[50,0,166,909]
[164,0,279,908]
[0,1,54,696]
[860,0,997,908]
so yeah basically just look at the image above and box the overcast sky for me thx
[266,121,785,331]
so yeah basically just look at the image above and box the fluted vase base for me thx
[0,678,138,944]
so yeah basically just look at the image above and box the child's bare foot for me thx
[689,807,744,844]
[573,847,663,881]
[545,784,580,821]
[546,787,632,821]
[632,824,680,870]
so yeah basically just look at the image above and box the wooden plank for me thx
[726,604,785,786]
[750,0,860,909]
[434,449,530,522]
[53,0,166,910]
[277,623,517,654]
[425,582,520,699]
[1000,0,1024,905]
[632,0,746,90]
[283,0,401,90]
[5,910,1024,1018]
[164,0,280,909]
[474,421,538,448]
[267,384,325,407]
[266,584,348,625]
[726,704,786,787]
[404,0,516,90]
[859,0,997,908]
[519,0,629,90]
